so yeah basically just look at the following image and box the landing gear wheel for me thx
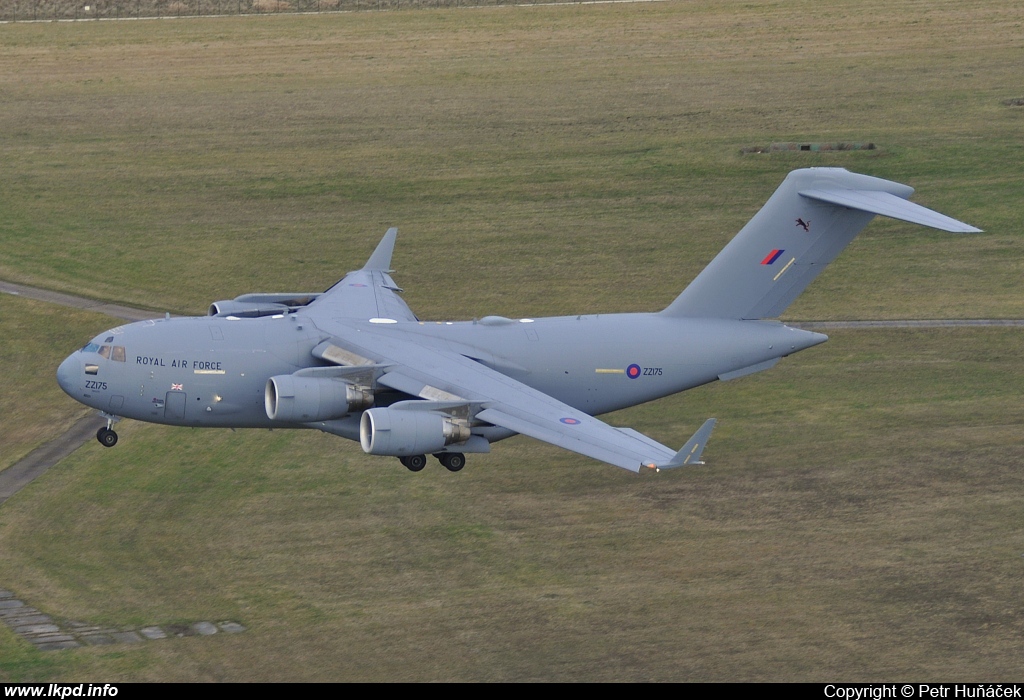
[399,454,427,472]
[96,427,118,448]
[438,453,466,472]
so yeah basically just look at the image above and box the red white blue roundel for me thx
[626,364,642,379]
[560,417,581,425]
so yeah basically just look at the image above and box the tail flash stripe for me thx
[772,257,797,281]
[761,249,784,265]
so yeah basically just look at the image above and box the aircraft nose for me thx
[56,354,80,397]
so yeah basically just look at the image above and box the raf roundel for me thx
[559,417,581,426]
[626,364,642,379]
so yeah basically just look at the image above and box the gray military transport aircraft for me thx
[57,168,979,473]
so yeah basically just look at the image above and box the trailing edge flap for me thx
[294,364,391,385]
[378,370,468,403]
[656,418,717,470]
[313,340,376,367]
[798,189,982,233]
[718,357,779,381]
[386,398,487,422]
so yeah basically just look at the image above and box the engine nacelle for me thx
[360,407,471,457]
[265,375,373,423]
[209,300,291,318]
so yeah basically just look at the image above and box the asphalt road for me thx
[0,280,163,322]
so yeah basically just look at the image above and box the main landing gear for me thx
[96,415,119,447]
[397,453,466,472]
[399,454,427,472]
[437,452,465,472]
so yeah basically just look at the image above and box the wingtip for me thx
[653,418,717,470]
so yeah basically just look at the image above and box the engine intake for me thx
[360,407,471,457]
[265,375,373,423]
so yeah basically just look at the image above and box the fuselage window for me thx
[111,346,126,362]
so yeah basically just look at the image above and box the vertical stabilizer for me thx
[661,168,978,320]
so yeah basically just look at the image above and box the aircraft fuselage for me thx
[57,310,825,435]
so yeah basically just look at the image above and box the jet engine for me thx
[208,300,291,318]
[265,375,373,423]
[360,407,471,457]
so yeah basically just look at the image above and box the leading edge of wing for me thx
[320,322,700,472]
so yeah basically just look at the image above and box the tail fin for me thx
[661,168,980,320]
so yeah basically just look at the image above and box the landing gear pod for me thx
[360,407,471,457]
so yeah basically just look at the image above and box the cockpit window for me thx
[81,343,126,360]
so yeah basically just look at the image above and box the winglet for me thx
[362,227,399,271]
[644,418,717,471]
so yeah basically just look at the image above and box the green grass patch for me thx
[0,1,1021,318]
[0,295,116,472]
[2,329,1024,680]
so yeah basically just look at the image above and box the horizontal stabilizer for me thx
[652,418,717,470]
[799,188,982,233]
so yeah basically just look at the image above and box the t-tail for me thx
[661,168,981,321]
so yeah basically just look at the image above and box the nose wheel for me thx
[96,426,118,447]
[96,414,120,447]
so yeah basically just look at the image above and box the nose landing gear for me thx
[96,426,118,447]
[96,414,120,447]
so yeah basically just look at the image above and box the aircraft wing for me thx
[307,228,419,322]
[313,319,711,472]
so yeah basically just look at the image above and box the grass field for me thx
[3,327,1024,681]
[2,0,1024,681]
